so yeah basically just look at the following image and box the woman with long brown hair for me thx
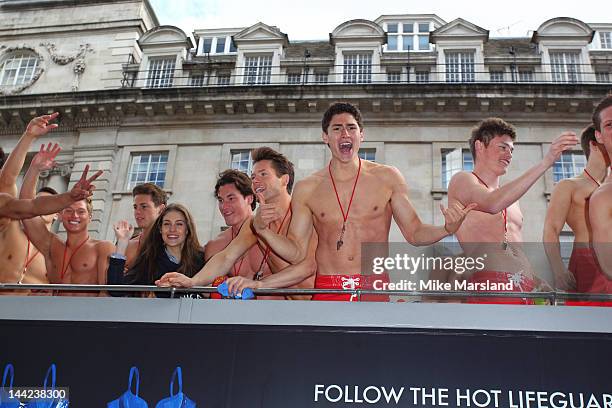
[108,203,205,297]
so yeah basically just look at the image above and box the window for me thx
[490,70,504,82]
[146,57,175,88]
[358,149,376,162]
[553,152,586,183]
[229,41,237,53]
[0,51,40,88]
[287,72,301,84]
[314,72,328,84]
[343,53,372,83]
[202,38,212,54]
[230,150,253,173]
[518,70,534,82]
[190,74,205,87]
[387,71,401,83]
[244,55,272,85]
[596,72,610,83]
[550,51,581,83]
[384,21,432,52]
[441,149,473,189]
[216,38,226,53]
[418,35,429,51]
[416,71,430,83]
[445,51,475,83]
[387,23,399,51]
[127,152,168,189]
[217,72,230,85]
[600,32,611,49]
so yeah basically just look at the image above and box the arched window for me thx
[0,50,41,88]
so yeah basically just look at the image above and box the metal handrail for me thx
[2,283,611,303]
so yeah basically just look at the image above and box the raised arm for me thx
[542,180,575,290]
[589,188,612,279]
[389,166,474,245]
[253,180,314,264]
[0,113,59,195]
[452,132,578,214]
[15,148,102,220]
[156,223,258,288]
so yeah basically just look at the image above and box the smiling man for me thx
[20,149,114,296]
[447,118,578,303]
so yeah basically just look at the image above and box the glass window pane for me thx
[402,23,414,33]
[216,37,226,53]
[203,38,212,53]
[387,35,398,51]
[418,35,429,50]
[387,23,398,33]
[402,36,413,51]
[418,23,430,33]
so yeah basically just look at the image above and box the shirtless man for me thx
[246,102,473,301]
[590,95,612,282]
[113,183,167,269]
[447,118,578,303]
[20,146,113,296]
[203,169,270,298]
[543,125,609,295]
[1,114,100,295]
[156,148,316,300]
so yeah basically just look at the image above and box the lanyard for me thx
[18,240,40,284]
[328,158,362,250]
[254,206,291,281]
[472,172,508,247]
[60,236,89,281]
[583,169,601,187]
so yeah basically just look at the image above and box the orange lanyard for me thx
[19,240,39,284]
[60,236,89,280]
[254,207,291,281]
[472,172,508,245]
[329,158,362,250]
[583,169,601,187]
[230,224,245,277]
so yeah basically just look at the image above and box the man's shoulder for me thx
[592,182,612,201]
[92,239,115,254]
[294,171,326,195]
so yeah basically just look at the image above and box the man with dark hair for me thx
[204,169,268,298]
[156,148,316,300]
[447,117,578,303]
[248,102,474,301]
[1,115,100,295]
[21,147,113,297]
[544,125,609,298]
[590,95,612,281]
[112,183,167,270]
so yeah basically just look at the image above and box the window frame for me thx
[0,48,43,92]
[343,52,373,84]
[146,56,177,88]
[445,50,475,83]
[244,54,273,85]
[549,50,582,83]
[113,145,177,195]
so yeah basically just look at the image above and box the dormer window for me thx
[384,21,432,52]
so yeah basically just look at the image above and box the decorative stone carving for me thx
[0,46,44,96]
[40,42,94,91]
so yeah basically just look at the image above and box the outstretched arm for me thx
[0,113,59,195]
[156,223,258,288]
[226,231,318,295]
[542,180,575,290]
[452,132,578,214]
[252,181,314,264]
[390,166,475,245]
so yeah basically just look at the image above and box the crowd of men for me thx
[1,96,611,303]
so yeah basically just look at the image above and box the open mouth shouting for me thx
[339,141,353,155]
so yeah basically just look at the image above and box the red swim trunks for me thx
[567,248,612,307]
[313,273,390,302]
[209,275,227,300]
[466,270,536,305]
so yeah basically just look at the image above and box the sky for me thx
[149,0,610,41]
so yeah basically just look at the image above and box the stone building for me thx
[1,0,611,247]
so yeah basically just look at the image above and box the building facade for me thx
[1,0,611,245]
